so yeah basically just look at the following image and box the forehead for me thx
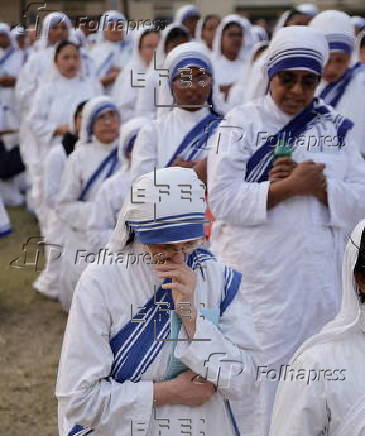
[278,69,318,77]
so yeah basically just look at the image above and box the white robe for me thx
[207,94,365,436]
[0,193,11,238]
[269,310,365,435]
[56,140,119,310]
[56,244,259,436]
[317,67,365,155]
[134,68,160,120]
[131,107,210,180]
[87,170,131,250]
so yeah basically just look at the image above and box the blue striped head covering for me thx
[310,11,355,54]
[109,167,206,249]
[174,5,200,25]
[40,12,72,49]
[80,96,120,144]
[266,26,328,79]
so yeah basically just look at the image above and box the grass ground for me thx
[0,207,67,435]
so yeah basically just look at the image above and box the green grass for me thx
[0,207,67,435]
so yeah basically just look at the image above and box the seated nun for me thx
[56,96,121,311]
[131,42,223,185]
[56,166,260,436]
[87,117,146,250]
[207,26,365,436]
[27,40,102,236]
[310,10,365,157]
[33,100,87,299]
[270,219,365,436]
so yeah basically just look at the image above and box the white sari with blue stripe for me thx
[57,245,259,436]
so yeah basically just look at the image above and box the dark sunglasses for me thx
[276,71,320,90]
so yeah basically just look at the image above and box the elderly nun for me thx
[270,219,365,435]
[131,42,223,185]
[207,25,365,436]
[90,10,132,95]
[87,117,146,250]
[310,10,365,157]
[56,166,259,436]
[56,96,121,310]
[112,27,160,122]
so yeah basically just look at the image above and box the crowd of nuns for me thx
[2,3,365,436]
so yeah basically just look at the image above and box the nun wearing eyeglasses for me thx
[208,26,365,436]
[310,10,365,157]
[87,117,146,251]
[131,42,223,185]
[56,166,260,436]
[89,10,132,95]
[56,96,121,310]
[270,220,365,436]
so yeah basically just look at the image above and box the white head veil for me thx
[355,28,365,62]
[293,219,365,360]
[156,41,224,117]
[174,4,201,26]
[351,16,365,32]
[118,117,146,162]
[108,167,206,251]
[310,10,355,55]
[38,12,72,49]
[273,3,319,36]
[248,25,328,100]
[212,14,254,62]
[96,10,126,43]
[79,96,120,144]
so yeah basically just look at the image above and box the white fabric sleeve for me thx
[27,84,58,149]
[327,136,365,231]
[130,123,158,181]
[56,270,154,436]
[43,148,65,208]
[207,112,270,226]
[269,354,329,436]
[55,153,92,231]
[134,70,158,120]
[174,284,260,401]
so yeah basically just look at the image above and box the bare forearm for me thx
[153,380,176,407]
[267,179,294,209]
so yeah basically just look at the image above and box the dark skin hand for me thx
[171,158,207,184]
[100,66,121,86]
[0,76,16,87]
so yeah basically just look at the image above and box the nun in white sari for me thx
[87,117,146,250]
[174,4,201,39]
[56,97,121,310]
[57,166,260,436]
[0,193,11,238]
[131,42,223,184]
[207,26,365,436]
[90,11,132,95]
[270,220,365,436]
[111,27,160,122]
[310,10,365,156]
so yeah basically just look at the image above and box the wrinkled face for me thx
[93,110,120,144]
[221,23,243,59]
[104,21,124,42]
[139,32,160,66]
[165,35,189,54]
[286,13,312,26]
[48,21,68,45]
[144,240,200,264]
[172,66,212,111]
[269,70,319,115]
[0,33,11,48]
[55,44,81,78]
[323,51,351,83]
[182,14,201,37]
[201,17,220,49]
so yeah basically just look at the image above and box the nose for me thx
[290,80,304,95]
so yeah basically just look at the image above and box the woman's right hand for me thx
[54,124,71,137]
[153,370,216,407]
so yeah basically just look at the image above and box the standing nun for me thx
[207,26,365,436]
[87,117,146,250]
[112,27,160,122]
[310,10,365,157]
[134,24,190,120]
[56,96,121,310]
[56,166,260,436]
[174,4,201,39]
[0,193,11,238]
[131,42,223,185]
[196,15,221,51]
[90,10,132,95]
[211,15,254,102]
[270,220,365,435]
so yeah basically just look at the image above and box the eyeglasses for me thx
[276,71,320,90]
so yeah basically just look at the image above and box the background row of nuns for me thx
[1,3,365,436]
